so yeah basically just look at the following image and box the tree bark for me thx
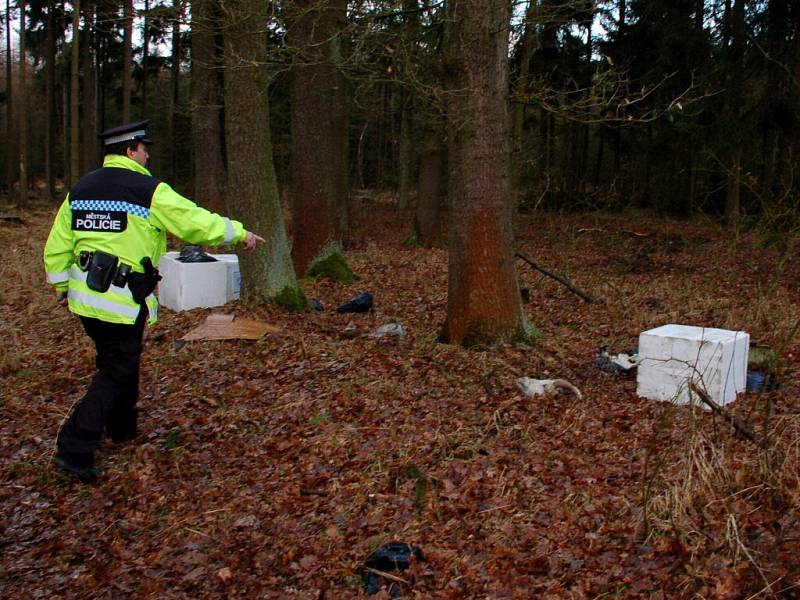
[122,0,133,122]
[142,0,149,118]
[724,0,745,223]
[511,0,539,208]
[70,0,80,185]
[223,0,302,305]
[397,92,414,211]
[17,0,27,207]
[287,0,349,276]
[414,129,444,247]
[440,0,532,346]
[6,0,15,191]
[169,0,181,185]
[45,0,57,201]
[397,0,419,212]
[190,0,226,212]
[81,1,98,172]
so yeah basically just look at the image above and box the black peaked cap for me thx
[99,120,153,146]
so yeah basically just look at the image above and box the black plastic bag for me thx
[176,245,217,263]
[337,292,373,314]
[361,542,423,597]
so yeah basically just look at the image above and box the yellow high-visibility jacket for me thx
[43,155,246,325]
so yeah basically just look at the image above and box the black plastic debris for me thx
[596,346,639,372]
[309,298,324,311]
[361,542,424,598]
[337,292,373,314]
[176,245,217,263]
[746,370,779,392]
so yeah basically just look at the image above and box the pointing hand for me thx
[243,231,265,251]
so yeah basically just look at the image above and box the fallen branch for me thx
[688,381,768,449]
[362,567,409,585]
[515,251,601,304]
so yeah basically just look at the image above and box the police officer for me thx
[43,120,265,483]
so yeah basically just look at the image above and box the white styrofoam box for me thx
[636,324,749,407]
[212,254,241,301]
[157,251,239,311]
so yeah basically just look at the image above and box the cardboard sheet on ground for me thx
[181,313,281,341]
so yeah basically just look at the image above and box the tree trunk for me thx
[397,92,414,211]
[725,151,742,220]
[287,0,349,277]
[6,0,15,191]
[223,0,302,305]
[397,0,419,212]
[440,0,532,346]
[724,0,745,222]
[122,0,133,122]
[331,13,350,237]
[190,0,226,212]
[511,0,539,208]
[81,1,98,172]
[17,0,27,207]
[142,0,149,118]
[169,0,181,185]
[70,0,80,185]
[414,126,445,247]
[45,0,57,201]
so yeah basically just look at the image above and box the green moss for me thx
[306,251,357,284]
[456,316,541,348]
[519,315,542,342]
[274,285,308,310]
[402,232,421,247]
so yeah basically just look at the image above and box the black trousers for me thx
[56,307,147,463]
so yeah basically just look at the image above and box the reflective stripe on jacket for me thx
[43,155,246,325]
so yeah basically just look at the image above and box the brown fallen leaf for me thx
[216,567,233,582]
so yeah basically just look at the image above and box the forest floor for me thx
[2,196,800,599]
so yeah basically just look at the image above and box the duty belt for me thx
[78,250,132,290]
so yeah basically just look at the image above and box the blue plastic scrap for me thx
[746,370,779,392]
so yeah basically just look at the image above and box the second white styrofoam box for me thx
[157,251,240,311]
[636,324,749,407]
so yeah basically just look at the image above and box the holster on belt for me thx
[128,257,162,304]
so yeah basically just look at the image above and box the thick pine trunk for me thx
[190,0,226,213]
[223,0,302,305]
[414,129,444,247]
[288,0,349,276]
[440,0,531,346]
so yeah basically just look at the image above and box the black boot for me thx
[53,454,100,484]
